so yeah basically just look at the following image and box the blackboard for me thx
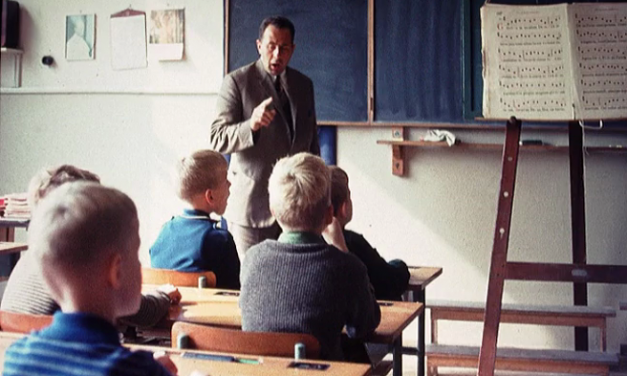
[227,0,368,122]
[375,0,462,123]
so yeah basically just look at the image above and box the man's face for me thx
[256,25,295,76]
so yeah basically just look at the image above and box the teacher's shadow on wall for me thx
[66,14,96,61]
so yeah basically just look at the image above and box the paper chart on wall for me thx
[110,11,147,70]
[569,3,627,120]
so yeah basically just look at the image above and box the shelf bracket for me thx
[391,127,406,176]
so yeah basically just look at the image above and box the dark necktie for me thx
[275,76,293,140]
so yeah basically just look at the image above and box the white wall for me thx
[1,0,626,355]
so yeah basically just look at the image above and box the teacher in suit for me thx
[209,16,320,259]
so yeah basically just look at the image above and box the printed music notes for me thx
[481,3,627,120]
[570,3,627,119]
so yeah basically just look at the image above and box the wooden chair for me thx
[171,321,321,359]
[0,310,53,333]
[141,267,216,288]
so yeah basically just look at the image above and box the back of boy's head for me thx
[27,165,100,208]
[268,152,331,231]
[29,181,138,283]
[329,166,349,216]
[176,150,227,201]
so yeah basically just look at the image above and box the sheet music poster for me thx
[482,3,627,120]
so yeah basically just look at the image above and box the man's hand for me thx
[157,284,182,305]
[322,217,349,253]
[250,97,276,131]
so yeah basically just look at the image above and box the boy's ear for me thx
[107,253,123,289]
[204,189,213,204]
[338,201,348,219]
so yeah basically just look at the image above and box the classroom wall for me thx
[1,0,625,354]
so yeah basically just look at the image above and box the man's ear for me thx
[256,39,262,55]
[107,253,123,290]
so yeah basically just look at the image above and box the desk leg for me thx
[393,333,403,376]
[415,289,426,376]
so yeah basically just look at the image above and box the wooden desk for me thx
[0,242,27,255]
[143,285,423,376]
[0,218,29,242]
[402,266,443,376]
[0,332,370,376]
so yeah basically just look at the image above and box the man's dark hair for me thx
[259,16,295,44]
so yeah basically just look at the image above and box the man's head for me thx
[29,182,142,319]
[27,165,100,208]
[256,16,295,76]
[176,150,230,215]
[329,166,353,227]
[268,152,332,233]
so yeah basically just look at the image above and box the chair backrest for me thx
[171,322,320,359]
[142,267,217,288]
[0,310,53,333]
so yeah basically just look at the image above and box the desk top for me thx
[144,285,423,344]
[0,242,27,254]
[406,266,443,292]
[0,332,370,376]
[0,218,29,228]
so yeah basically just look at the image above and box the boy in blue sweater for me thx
[3,182,177,376]
[150,150,240,289]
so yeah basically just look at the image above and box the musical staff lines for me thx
[497,14,562,30]
[499,46,563,63]
[577,45,627,61]
[574,12,627,28]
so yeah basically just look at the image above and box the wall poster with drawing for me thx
[66,14,96,61]
[148,9,185,61]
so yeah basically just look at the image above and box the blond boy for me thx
[3,182,176,376]
[1,165,180,327]
[240,152,380,361]
[329,166,410,301]
[150,150,240,289]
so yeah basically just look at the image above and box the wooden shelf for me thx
[376,138,626,176]
[0,47,23,55]
[0,48,23,88]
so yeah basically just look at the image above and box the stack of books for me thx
[0,193,30,219]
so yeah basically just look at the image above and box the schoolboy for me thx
[329,166,410,301]
[240,152,381,361]
[3,182,176,376]
[150,150,240,289]
[0,165,180,328]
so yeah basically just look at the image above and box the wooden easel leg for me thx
[478,117,522,376]
[568,120,589,351]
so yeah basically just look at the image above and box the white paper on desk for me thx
[110,14,147,70]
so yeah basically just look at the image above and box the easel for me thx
[477,117,627,376]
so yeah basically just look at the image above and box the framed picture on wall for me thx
[66,14,96,61]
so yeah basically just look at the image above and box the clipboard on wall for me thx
[110,7,147,70]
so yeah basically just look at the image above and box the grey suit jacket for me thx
[210,59,320,228]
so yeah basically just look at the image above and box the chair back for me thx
[142,267,216,288]
[0,310,53,333]
[171,322,320,359]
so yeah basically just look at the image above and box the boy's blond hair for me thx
[27,165,100,208]
[268,152,331,231]
[329,166,349,216]
[176,150,227,201]
[29,182,138,280]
